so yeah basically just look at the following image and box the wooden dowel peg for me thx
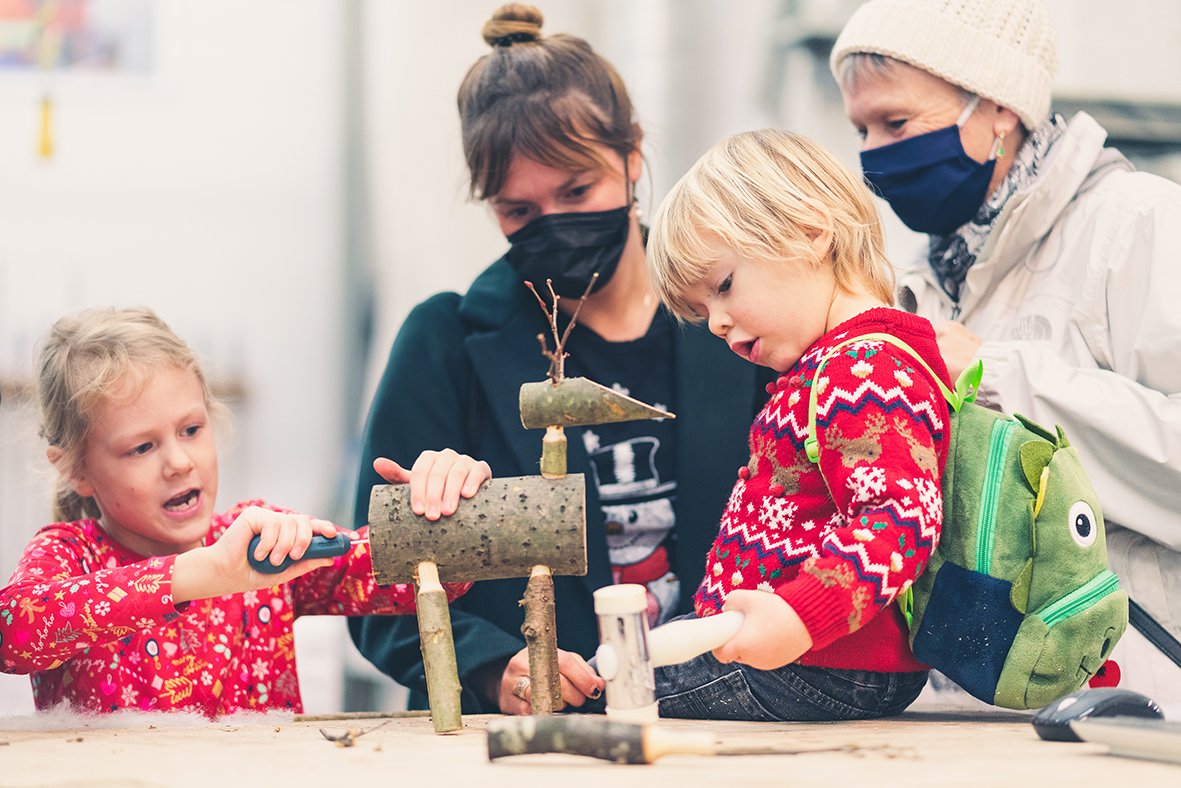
[540,426,567,479]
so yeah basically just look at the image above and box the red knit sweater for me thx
[694,308,951,673]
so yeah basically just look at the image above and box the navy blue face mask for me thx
[860,97,1000,236]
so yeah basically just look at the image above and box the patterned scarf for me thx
[928,114,1067,302]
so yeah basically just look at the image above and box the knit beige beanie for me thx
[830,0,1058,129]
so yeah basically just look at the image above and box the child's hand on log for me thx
[712,590,814,670]
[496,647,604,715]
[373,450,492,520]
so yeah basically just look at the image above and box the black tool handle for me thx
[248,533,351,574]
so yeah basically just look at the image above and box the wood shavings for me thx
[319,719,391,748]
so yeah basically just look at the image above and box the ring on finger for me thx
[513,676,531,701]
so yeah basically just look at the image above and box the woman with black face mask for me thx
[833,0,1181,709]
[348,4,774,717]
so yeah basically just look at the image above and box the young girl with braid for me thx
[0,306,487,715]
[645,129,951,721]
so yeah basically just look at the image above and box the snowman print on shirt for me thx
[584,427,679,627]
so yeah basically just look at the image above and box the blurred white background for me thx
[2,0,1180,716]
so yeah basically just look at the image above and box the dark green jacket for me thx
[348,257,773,712]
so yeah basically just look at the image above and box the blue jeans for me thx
[655,638,928,722]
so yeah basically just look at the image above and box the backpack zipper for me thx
[976,417,1017,574]
[1039,570,1122,627]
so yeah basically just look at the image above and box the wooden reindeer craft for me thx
[367,275,673,731]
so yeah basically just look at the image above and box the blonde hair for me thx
[648,128,895,321]
[36,306,230,523]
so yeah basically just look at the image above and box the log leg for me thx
[415,560,462,733]
[520,564,561,715]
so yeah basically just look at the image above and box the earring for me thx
[997,131,1006,158]
[629,182,641,219]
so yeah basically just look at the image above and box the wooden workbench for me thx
[1,708,1176,787]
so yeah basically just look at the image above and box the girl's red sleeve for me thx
[0,525,181,674]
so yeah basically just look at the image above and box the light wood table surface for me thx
[1,707,1177,787]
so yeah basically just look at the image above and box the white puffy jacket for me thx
[898,111,1181,711]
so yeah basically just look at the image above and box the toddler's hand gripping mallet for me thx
[247,532,367,574]
[594,584,744,723]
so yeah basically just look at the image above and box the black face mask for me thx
[504,204,632,298]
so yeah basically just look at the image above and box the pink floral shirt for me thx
[0,500,468,716]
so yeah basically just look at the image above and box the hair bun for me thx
[482,3,543,47]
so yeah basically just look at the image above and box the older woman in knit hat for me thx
[832,0,1181,709]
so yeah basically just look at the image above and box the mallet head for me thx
[594,584,658,723]
[593,586,746,723]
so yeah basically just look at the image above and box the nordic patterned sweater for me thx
[693,308,952,673]
[0,500,470,715]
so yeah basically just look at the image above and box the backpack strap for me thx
[1129,597,1181,670]
[804,331,980,463]
[801,331,980,632]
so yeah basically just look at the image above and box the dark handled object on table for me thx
[247,533,354,574]
[485,716,854,764]
[487,716,709,764]
[1031,687,1164,742]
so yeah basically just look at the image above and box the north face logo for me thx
[1010,315,1052,341]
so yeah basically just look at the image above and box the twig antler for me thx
[526,274,598,384]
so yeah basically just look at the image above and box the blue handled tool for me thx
[248,533,365,574]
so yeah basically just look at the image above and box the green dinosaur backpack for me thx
[806,332,1128,710]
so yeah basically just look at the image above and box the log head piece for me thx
[519,376,675,429]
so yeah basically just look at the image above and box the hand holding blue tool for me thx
[248,532,368,574]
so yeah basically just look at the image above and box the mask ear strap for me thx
[955,94,981,128]
[624,155,642,219]
[957,95,1003,161]
[624,156,634,207]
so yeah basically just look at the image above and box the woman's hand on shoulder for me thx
[172,506,340,603]
[712,590,813,670]
[934,320,983,381]
[373,451,491,520]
